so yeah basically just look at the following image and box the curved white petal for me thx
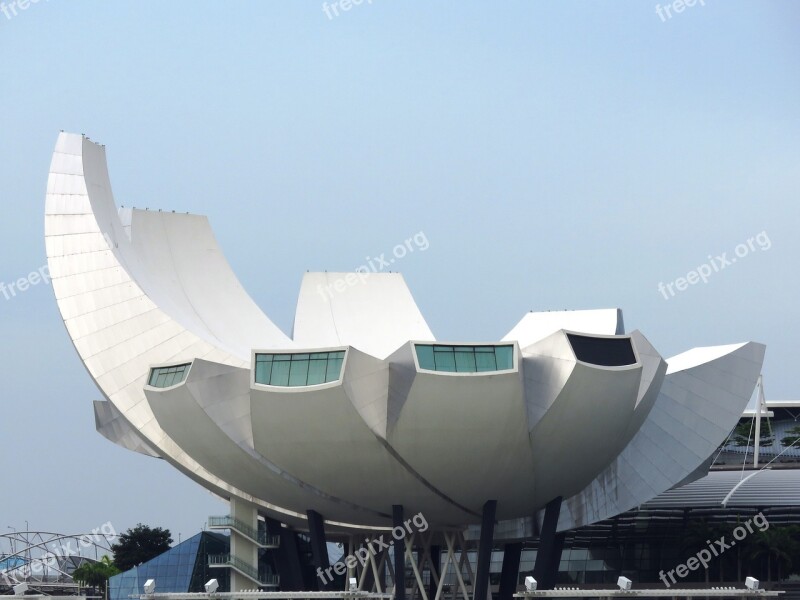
[46,133,308,526]
[557,341,765,531]
[503,308,624,348]
[293,272,434,359]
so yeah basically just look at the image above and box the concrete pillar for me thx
[532,497,563,590]
[229,497,259,592]
[474,500,497,600]
[428,545,441,600]
[393,505,405,600]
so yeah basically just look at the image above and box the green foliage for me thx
[72,555,120,594]
[781,425,800,448]
[111,524,173,572]
[745,527,798,582]
[730,420,774,447]
[682,520,732,581]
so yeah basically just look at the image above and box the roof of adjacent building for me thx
[645,468,800,508]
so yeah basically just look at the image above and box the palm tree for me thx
[744,528,796,582]
[766,528,796,581]
[682,520,728,584]
[72,555,120,600]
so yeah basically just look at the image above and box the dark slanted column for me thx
[265,516,305,592]
[428,545,440,600]
[550,532,565,586]
[307,510,330,590]
[393,505,406,600]
[474,500,497,600]
[532,497,563,590]
[497,542,522,600]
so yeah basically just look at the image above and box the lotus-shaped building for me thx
[45,133,765,593]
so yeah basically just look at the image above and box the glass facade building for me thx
[109,532,229,600]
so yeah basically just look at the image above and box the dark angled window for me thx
[566,334,636,367]
[148,364,191,388]
[415,345,514,373]
[255,351,345,386]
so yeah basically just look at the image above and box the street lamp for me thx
[23,522,30,583]
[7,526,17,555]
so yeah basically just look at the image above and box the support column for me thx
[230,497,259,592]
[497,543,521,600]
[378,547,387,592]
[754,374,765,467]
[551,533,565,585]
[307,510,330,590]
[393,505,406,600]
[342,542,351,591]
[428,545,440,600]
[474,500,497,600]
[532,497,563,590]
[362,544,376,592]
[265,518,304,591]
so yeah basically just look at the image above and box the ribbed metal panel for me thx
[646,469,800,508]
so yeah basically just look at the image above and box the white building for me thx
[45,132,765,594]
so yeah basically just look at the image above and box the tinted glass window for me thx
[148,364,191,388]
[566,334,636,366]
[415,345,514,373]
[255,351,346,386]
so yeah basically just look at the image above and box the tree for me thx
[745,527,797,582]
[767,528,797,581]
[111,524,173,572]
[72,555,120,599]
[781,425,800,448]
[682,520,729,584]
[730,420,774,448]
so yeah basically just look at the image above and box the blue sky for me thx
[0,1,798,545]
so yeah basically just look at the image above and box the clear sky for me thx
[0,1,798,546]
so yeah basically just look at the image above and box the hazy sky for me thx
[1,1,798,547]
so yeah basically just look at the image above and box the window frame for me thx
[412,342,518,375]
[564,331,640,369]
[146,362,193,389]
[251,347,348,390]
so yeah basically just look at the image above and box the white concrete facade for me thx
[46,133,765,540]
